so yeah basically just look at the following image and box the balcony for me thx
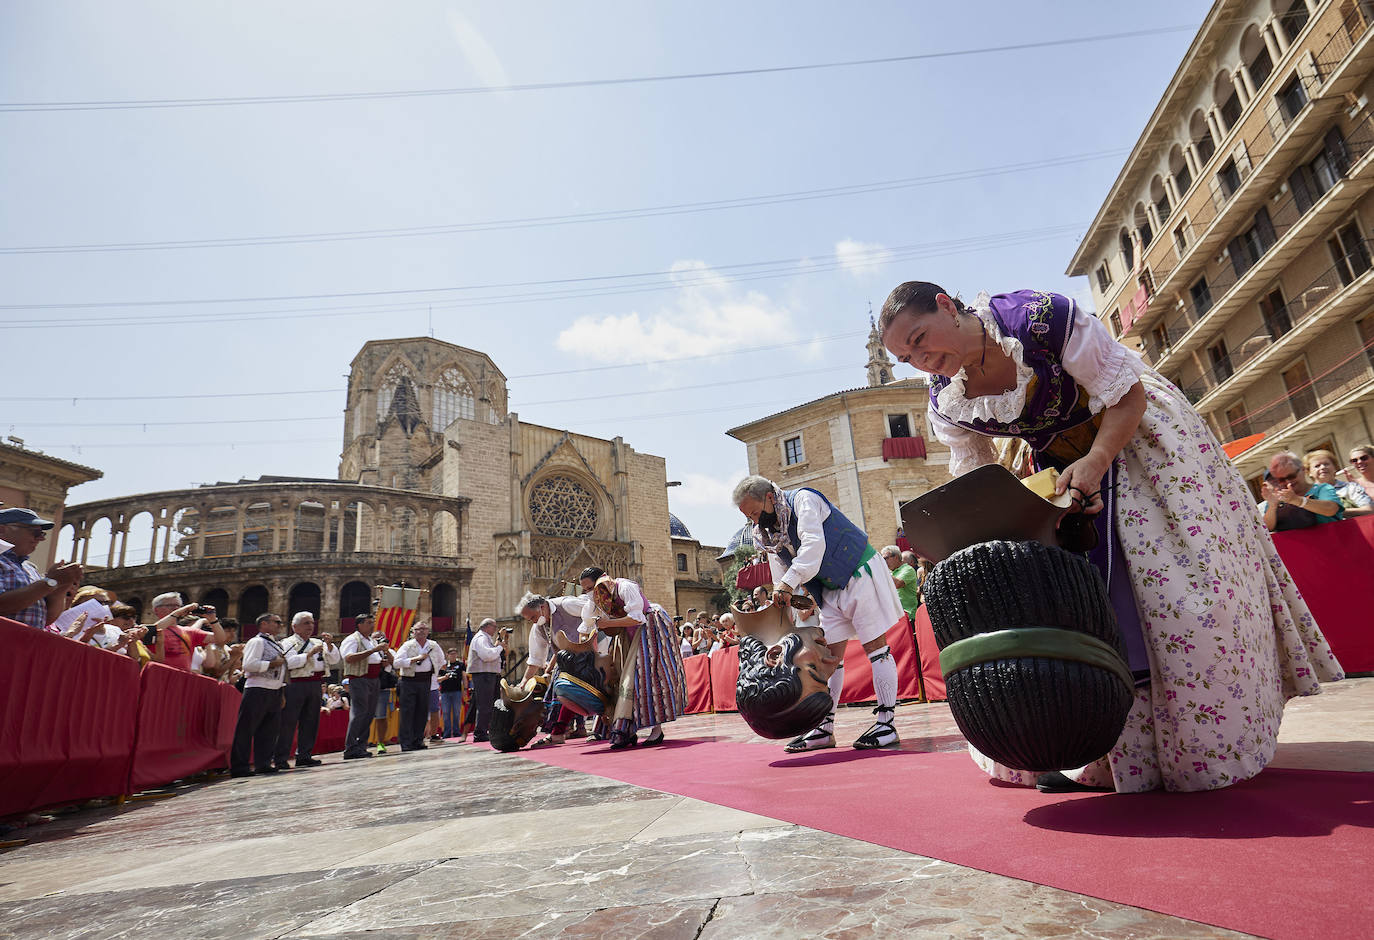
[1143,116,1374,370]
[1222,343,1374,476]
[1130,1,1374,335]
[1180,241,1374,405]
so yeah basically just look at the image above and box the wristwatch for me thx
[42,577,58,589]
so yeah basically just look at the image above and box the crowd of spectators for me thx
[675,607,739,658]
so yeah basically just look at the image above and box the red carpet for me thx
[515,738,1373,940]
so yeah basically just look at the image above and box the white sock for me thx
[819,664,845,735]
[868,645,898,715]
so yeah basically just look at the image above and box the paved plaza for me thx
[0,677,1369,939]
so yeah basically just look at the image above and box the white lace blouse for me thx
[928,293,1149,476]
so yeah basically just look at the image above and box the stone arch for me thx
[431,365,476,429]
[295,499,327,552]
[1190,109,1216,163]
[1169,144,1193,196]
[86,517,114,569]
[340,580,373,618]
[202,505,239,558]
[1118,227,1134,271]
[242,501,272,554]
[124,510,155,567]
[430,508,460,556]
[1213,70,1240,133]
[390,505,418,553]
[343,500,375,552]
[376,356,417,421]
[201,587,230,615]
[239,584,270,626]
[166,504,198,563]
[432,581,457,632]
[125,595,145,621]
[1149,175,1171,224]
[288,581,322,619]
[526,470,603,540]
[56,523,77,565]
[1240,23,1272,88]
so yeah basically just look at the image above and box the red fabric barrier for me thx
[215,682,241,768]
[709,646,739,712]
[910,606,946,701]
[128,664,233,792]
[682,654,714,714]
[313,707,350,754]
[1271,516,1374,673]
[0,619,140,816]
[838,617,924,704]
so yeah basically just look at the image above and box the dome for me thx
[718,522,756,561]
[668,513,693,539]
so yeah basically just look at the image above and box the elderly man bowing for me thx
[517,591,595,747]
[732,475,906,752]
[394,621,445,751]
[273,612,340,770]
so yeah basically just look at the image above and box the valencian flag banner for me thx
[377,585,422,649]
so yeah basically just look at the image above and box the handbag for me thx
[379,667,398,690]
[735,553,772,591]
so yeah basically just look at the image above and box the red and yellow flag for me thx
[376,585,422,649]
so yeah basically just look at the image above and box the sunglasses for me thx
[1354,456,1372,463]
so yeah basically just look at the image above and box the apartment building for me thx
[1068,0,1374,484]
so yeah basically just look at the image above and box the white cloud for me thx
[446,11,509,88]
[835,239,893,278]
[555,261,795,362]
[672,468,748,508]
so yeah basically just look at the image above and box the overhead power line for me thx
[0,150,1124,255]
[0,26,1199,113]
[0,224,1080,316]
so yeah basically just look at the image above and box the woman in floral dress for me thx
[879,282,1343,793]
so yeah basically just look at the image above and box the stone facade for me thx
[62,338,678,661]
[725,324,954,551]
[1067,0,1374,483]
[669,514,728,616]
[0,441,101,570]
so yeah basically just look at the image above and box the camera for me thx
[500,626,514,635]
[193,605,213,615]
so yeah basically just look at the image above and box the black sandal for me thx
[608,729,638,750]
[1034,771,1114,794]
[641,728,665,747]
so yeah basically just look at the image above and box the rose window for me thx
[529,475,598,538]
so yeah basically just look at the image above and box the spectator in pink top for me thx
[151,592,227,671]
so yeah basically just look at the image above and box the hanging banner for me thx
[377,585,422,648]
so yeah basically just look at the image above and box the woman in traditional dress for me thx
[578,566,687,749]
[879,282,1344,793]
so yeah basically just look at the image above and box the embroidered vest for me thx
[781,488,873,598]
[341,633,374,677]
[287,635,322,679]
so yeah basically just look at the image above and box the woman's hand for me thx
[1056,452,1113,514]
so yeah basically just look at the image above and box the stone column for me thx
[267,579,288,619]
[1264,21,1285,60]
[193,504,207,560]
[79,520,91,566]
[1206,109,1224,144]
[1184,144,1201,179]
[234,503,245,557]
[285,503,297,552]
[321,575,341,634]
[1235,67,1255,104]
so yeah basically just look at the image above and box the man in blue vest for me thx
[732,475,904,752]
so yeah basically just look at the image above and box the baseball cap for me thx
[0,508,54,529]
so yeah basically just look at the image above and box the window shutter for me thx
[1289,168,1314,213]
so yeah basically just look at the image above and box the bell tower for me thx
[865,314,894,387]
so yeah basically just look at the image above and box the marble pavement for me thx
[0,677,1369,939]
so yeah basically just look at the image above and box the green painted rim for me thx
[939,628,1134,690]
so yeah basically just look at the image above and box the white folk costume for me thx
[925,289,1344,792]
[753,484,906,751]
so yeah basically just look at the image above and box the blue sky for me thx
[1,1,1205,549]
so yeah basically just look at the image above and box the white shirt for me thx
[579,578,647,638]
[680,638,694,657]
[467,630,503,674]
[764,488,831,593]
[242,632,287,689]
[284,633,343,676]
[340,630,383,664]
[526,595,588,668]
[395,638,444,677]
[928,297,1148,476]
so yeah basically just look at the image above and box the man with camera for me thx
[340,612,392,760]
[149,592,228,672]
[230,612,288,777]
[394,621,445,751]
[273,612,341,770]
[465,617,506,743]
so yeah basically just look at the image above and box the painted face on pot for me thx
[734,601,842,693]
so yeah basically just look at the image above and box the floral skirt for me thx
[975,371,1344,792]
[611,603,688,729]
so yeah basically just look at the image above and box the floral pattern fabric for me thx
[932,296,1344,792]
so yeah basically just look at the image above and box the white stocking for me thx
[868,645,897,716]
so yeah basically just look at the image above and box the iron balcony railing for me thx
[1219,337,1374,442]
[1178,241,1374,403]
[1140,115,1374,363]
[1139,2,1373,293]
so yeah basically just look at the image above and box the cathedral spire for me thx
[865,312,893,387]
